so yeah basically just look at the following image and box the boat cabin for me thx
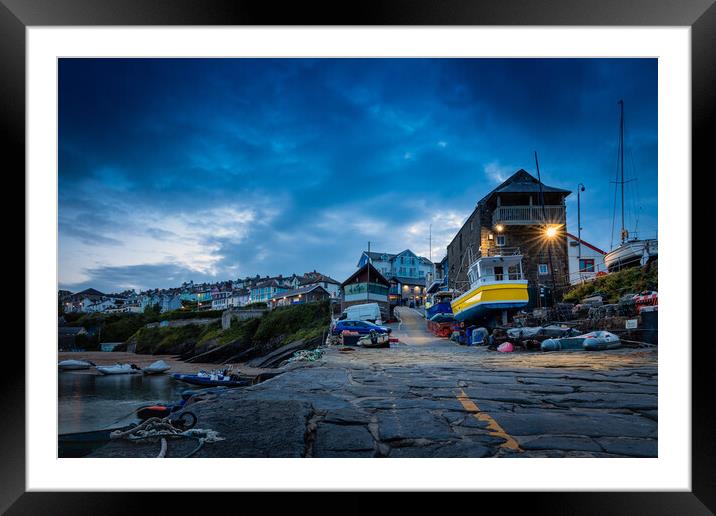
[433,291,456,303]
[467,253,525,287]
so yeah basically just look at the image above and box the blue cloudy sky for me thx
[59,58,657,294]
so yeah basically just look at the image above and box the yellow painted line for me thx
[456,389,523,452]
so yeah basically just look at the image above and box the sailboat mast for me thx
[619,99,626,243]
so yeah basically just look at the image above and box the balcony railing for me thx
[492,205,566,226]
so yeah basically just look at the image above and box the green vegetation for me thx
[158,309,223,321]
[125,301,330,358]
[241,302,267,309]
[62,308,224,343]
[562,263,658,304]
[253,301,331,348]
[131,321,222,354]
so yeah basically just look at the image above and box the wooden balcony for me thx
[492,205,566,226]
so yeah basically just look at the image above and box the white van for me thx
[342,303,382,325]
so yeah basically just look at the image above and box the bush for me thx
[253,301,330,346]
[131,322,221,354]
[158,309,223,321]
[562,263,658,304]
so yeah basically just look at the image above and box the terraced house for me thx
[250,279,289,303]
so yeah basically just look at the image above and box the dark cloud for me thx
[59,58,657,292]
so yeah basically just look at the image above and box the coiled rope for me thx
[110,416,224,458]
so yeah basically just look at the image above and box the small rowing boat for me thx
[142,360,171,375]
[58,359,95,370]
[172,371,252,388]
[96,363,142,375]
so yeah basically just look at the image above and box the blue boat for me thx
[172,371,252,388]
[425,290,457,320]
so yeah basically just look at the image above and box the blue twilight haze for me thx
[59,58,657,293]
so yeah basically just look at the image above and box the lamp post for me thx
[577,183,585,282]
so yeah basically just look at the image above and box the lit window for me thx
[538,264,549,275]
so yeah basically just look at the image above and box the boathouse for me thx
[340,262,391,322]
[446,169,571,301]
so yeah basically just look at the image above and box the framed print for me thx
[3,0,711,512]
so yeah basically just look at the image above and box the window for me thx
[496,235,506,246]
[538,264,549,275]
[579,259,595,272]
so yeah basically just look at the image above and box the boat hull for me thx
[58,360,92,371]
[451,282,529,322]
[58,425,134,458]
[96,365,140,375]
[604,239,657,272]
[425,301,453,320]
[172,373,251,388]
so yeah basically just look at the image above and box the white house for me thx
[211,291,231,311]
[298,272,342,299]
[229,289,250,308]
[84,298,116,313]
[566,232,607,284]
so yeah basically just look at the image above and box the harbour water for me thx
[58,371,186,435]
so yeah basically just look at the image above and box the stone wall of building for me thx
[446,216,570,297]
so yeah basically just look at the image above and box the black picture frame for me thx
[4,0,708,512]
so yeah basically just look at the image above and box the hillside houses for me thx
[59,269,343,315]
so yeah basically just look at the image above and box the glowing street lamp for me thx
[495,224,504,233]
[545,226,558,238]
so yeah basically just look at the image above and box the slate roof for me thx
[361,250,433,267]
[270,285,329,300]
[299,273,340,286]
[58,326,86,335]
[479,169,571,204]
[341,263,391,287]
[391,276,426,286]
[254,279,282,288]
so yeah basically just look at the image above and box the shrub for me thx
[562,263,658,304]
[253,301,330,345]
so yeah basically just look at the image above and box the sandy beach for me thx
[58,351,269,376]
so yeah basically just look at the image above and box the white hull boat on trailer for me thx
[96,363,141,375]
[58,359,94,371]
[142,360,171,375]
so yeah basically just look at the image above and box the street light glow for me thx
[495,224,504,232]
[545,226,558,238]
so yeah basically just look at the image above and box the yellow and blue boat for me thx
[451,248,529,322]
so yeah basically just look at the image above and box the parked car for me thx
[342,303,383,324]
[331,319,392,336]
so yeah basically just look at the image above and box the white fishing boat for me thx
[96,363,141,375]
[58,359,94,371]
[142,360,171,375]
[604,238,658,272]
[451,247,529,323]
[604,100,658,272]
